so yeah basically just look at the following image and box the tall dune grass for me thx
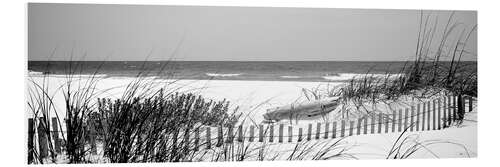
[96,90,239,162]
[328,11,476,122]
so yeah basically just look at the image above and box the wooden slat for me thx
[298,127,303,142]
[398,109,403,132]
[332,121,337,138]
[269,125,274,142]
[384,114,389,133]
[341,120,346,137]
[461,96,466,119]
[349,120,354,136]
[356,118,362,135]
[443,96,447,127]
[469,96,473,112]
[453,95,457,122]
[363,117,368,134]
[427,101,431,131]
[349,121,354,136]
[437,98,442,130]
[37,117,48,159]
[421,102,426,131]
[448,95,452,125]
[324,123,330,139]
[307,124,312,140]
[249,125,254,142]
[433,99,437,130]
[206,127,211,149]
[392,110,396,132]
[410,106,415,131]
[51,117,61,153]
[227,126,234,143]
[237,125,243,142]
[416,103,420,131]
[404,108,409,131]
[259,125,264,142]
[378,113,382,133]
[316,123,321,139]
[28,118,34,164]
[279,124,284,143]
[217,126,223,147]
[371,115,375,134]
[288,126,293,142]
[88,120,97,155]
[194,128,200,151]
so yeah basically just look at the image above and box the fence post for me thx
[269,125,274,142]
[206,127,211,149]
[37,117,48,159]
[469,96,473,112]
[249,125,254,142]
[349,120,354,136]
[259,125,264,142]
[279,124,284,143]
[438,98,442,129]
[307,124,312,141]
[378,113,382,133]
[332,121,337,138]
[237,125,243,142]
[51,117,61,154]
[341,120,346,137]
[392,110,396,133]
[288,126,293,142]
[324,123,330,139]
[404,108,409,131]
[357,118,362,135]
[416,103,421,131]
[28,118,34,164]
[298,127,303,142]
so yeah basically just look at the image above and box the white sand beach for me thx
[26,74,477,161]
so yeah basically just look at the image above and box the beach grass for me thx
[328,11,476,122]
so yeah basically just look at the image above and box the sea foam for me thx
[206,73,242,77]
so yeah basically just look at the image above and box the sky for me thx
[28,3,477,61]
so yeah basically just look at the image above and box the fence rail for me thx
[27,95,474,163]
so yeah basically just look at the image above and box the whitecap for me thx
[280,76,301,79]
[206,73,242,77]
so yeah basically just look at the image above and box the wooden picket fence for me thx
[27,95,474,163]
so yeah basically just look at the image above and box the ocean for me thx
[27,61,477,82]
